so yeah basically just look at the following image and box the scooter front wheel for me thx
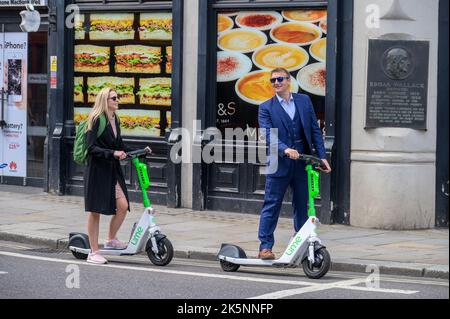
[69,236,88,260]
[302,247,331,279]
[146,237,174,266]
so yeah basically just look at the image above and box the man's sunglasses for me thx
[109,96,120,101]
[270,76,289,84]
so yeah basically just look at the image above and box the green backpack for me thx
[73,114,107,165]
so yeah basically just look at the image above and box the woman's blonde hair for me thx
[86,87,115,131]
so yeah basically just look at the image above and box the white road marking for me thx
[249,278,365,299]
[0,251,423,297]
[0,271,8,275]
[249,278,419,299]
[341,285,419,295]
[1,242,445,288]
[112,255,447,287]
[0,251,318,287]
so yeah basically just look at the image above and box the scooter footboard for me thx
[217,243,247,259]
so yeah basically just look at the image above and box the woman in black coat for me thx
[84,87,149,264]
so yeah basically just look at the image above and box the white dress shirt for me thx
[276,93,296,120]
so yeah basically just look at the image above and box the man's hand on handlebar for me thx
[284,148,300,160]
[284,149,332,173]
[320,159,332,173]
[144,146,152,154]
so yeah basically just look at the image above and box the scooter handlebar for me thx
[298,154,327,170]
[126,148,151,159]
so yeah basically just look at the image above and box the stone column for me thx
[180,0,199,208]
[350,0,439,229]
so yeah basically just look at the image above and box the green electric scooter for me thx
[69,148,174,266]
[218,154,331,279]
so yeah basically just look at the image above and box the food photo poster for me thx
[216,9,327,136]
[73,12,173,138]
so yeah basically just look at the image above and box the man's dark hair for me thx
[270,68,290,77]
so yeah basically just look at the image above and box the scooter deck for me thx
[219,255,292,267]
[69,246,136,256]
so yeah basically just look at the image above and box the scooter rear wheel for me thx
[146,237,174,266]
[220,260,240,272]
[302,247,331,279]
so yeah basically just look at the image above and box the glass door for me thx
[27,32,48,180]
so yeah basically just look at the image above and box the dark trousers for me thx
[258,160,308,250]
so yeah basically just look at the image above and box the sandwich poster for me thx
[73,12,173,138]
[216,9,327,136]
[0,32,28,178]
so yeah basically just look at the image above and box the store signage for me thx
[0,0,47,7]
[50,55,57,88]
[20,5,41,32]
[0,32,28,178]
[28,73,47,84]
[366,39,429,129]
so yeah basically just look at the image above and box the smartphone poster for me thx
[0,33,28,178]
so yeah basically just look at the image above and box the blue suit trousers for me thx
[258,160,309,250]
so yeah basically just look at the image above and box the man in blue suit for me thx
[258,68,331,260]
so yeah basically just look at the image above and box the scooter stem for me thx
[133,157,151,208]
[306,164,320,217]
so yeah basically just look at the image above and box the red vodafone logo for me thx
[9,161,17,170]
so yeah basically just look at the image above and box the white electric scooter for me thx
[218,154,331,279]
[68,149,174,266]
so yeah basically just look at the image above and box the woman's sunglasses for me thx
[270,76,289,84]
[109,96,120,101]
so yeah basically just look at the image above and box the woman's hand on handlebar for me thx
[114,150,127,160]
[144,146,152,154]
[320,159,332,173]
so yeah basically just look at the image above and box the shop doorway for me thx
[26,32,48,183]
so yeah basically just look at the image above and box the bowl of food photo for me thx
[217,51,253,82]
[218,28,268,54]
[270,22,322,47]
[319,18,327,34]
[236,70,299,105]
[296,62,326,96]
[281,9,327,23]
[235,11,283,31]
[309,37,327,63]
[217,14,234,34]
[252,43,309,72]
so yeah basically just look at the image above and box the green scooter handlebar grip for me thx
[306,164,320,217]
[136,161,150,190]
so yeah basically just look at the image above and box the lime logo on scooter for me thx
[285,235,303,256]
[131,226,144,245]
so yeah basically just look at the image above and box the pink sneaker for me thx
[87,252,108,264]
[104,238,128,250]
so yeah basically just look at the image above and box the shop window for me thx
[72,11,173,139]
[215,8,327,138]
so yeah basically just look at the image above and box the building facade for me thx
[0,0,448,229]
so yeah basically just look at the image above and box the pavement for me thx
[0,185,448,279]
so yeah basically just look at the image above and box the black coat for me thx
[84,115,131,215]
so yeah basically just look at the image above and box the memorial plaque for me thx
[366,39,429,129]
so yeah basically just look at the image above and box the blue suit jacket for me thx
[259,93,326,177]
